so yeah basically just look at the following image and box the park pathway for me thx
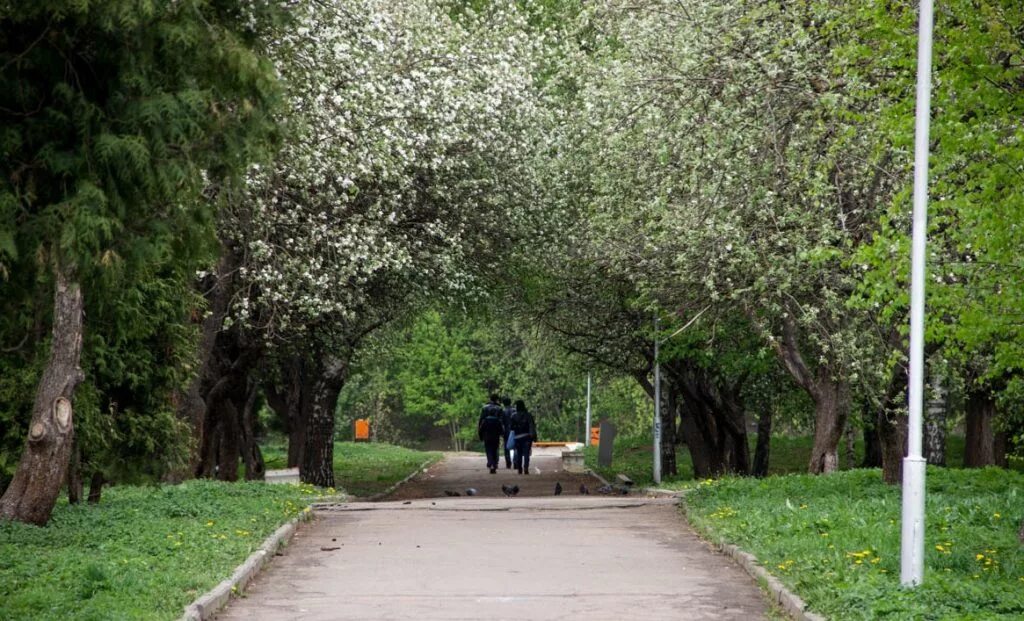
[217,451,768,620]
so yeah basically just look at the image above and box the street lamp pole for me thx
[585,372,592,445]
[901,0,935,588]
[653,316,662,484]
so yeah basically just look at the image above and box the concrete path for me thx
[217,454,768,620]
[384,446,603,500]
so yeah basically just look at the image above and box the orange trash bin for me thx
[354,419,370,442]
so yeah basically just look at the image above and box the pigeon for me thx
[554,482,562,496]
[579,484,589,495]
[501,484,514,497]
[444,490,461,497]
[596,484,614,495]
[465,488,478,496]
[510,485,520,496]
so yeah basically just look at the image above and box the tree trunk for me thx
[265,356,312,468]
[845,423,856,470]
[770,314,847,475]
[964,388,996,467]
[877,408,907,485]
[994,432,1009,469]
[0,267,85,525]
[658,379,677,477]
[878,365,908,484]
[240,378,265,481]
[67,430,83,504]
[666,364,749,478]
[923,368,947,466]
[87,471,104,504]
[301,362,347,488]
[807,378,848,474]
[861,403,883,468]
[752,407,772,478]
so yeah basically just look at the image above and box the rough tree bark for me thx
[265,356,312,468]
[861,403,883,468]
[923,371,947,466]
[662,362,749,478]
[239,377,265,481]
[878,364,908,485]
[67,431,83,504]
[0,266,85,525]
[301,358,348,488]
[964,387,997,467]
[772,315,848,475]
[633,370,679,478]
[87,472,104,505]
[658,377,678,477]
[752,407,772,478]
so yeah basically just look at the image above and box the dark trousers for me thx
[484,439,500,469]
[502,432,512,468]
[513,437,533,473]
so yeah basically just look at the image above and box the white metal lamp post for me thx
[653,316,662,484]
[901,0,935,588]
[585,372,592,445]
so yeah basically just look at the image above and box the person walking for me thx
[501,396,515,470]
[478,394,504,474]
[510,399,537,475]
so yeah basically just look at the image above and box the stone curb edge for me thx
[179,508,316,621]
[679,502,827,621]
[362,456,441,502]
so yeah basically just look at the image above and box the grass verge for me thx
[262,440,441,497]
[0,480,334,621]
[584,434,1001,490]
[684,467,1024,620]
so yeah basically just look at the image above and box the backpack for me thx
[479,404,503,440]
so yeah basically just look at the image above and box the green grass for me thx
[685,467,1024,620]
[261,440,441,497]
[584,435,821,488]
[584,434,1014,490]
[0,480,334,621]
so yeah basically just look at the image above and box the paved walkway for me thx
[384,446,601,499]
[218,453,768,620]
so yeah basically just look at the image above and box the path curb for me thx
[179,508,316,621]
[679,502,827,621]
[362,456,440,501]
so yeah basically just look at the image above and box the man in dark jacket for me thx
[500,396,515,470]
[478,394,504,474]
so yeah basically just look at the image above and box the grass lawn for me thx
[584,434,1005,490]
[261,440,441,497]
[0,481,333,621]
[684,467,1024,620]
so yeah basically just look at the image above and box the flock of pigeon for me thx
[440,482,628,497]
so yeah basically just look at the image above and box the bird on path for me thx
[511,485,520,496]
[501,484,514,497]
[465,488,478,496]
[596,484,613,495]
[579,484,589,495]
[554,482,562,496]
[444,490,461,497]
